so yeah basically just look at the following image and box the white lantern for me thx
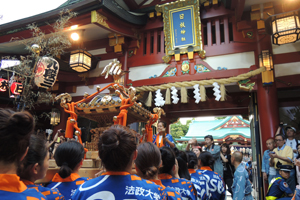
[265,9,300,45]
[34,57,59,89]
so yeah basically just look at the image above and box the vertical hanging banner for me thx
[34,57,59,89]
[156,0,206,62]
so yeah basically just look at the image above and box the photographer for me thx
[285,126,299,161]
[270,134,295,191]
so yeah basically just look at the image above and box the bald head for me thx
[232,151,243,163]
[266,138,274,143]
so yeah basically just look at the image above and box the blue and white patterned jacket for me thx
[232,162,253,200]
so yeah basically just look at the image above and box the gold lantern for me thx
[259,50,274,85]
[69,50,92,72]
[50,108,60,126]
[265,9,300,45]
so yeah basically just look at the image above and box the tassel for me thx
[145,91,152,107]
[220,84,226,101]
[181,87,188,103]
[165,88,171,105]
[200,85,206,102]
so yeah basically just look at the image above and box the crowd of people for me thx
[1,108,299,200]
[262,124,300,200]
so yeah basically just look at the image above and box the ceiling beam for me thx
[235,0,246,22]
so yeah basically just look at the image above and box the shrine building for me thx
[1,0,300,199]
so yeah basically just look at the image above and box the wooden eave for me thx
[0,0,102,37]
[0,0,148,43]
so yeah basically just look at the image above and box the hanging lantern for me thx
[259,50,274,85]
[69,50,92,72]
[50,108,60,126]
[10,82,23,95]
[259,50,273,71]
[265,9,300,45]
[0,78,8,92]
[34,57,59,89]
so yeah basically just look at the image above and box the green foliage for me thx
[214,116,226,120]
[176,143,187,151]
[170,118,194,140]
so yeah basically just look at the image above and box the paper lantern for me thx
[10,82,23,95]
[34,57,59,89]
[259,50,274,85]
[0,78,8,92]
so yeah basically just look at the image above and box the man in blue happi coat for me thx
[231,151,253,200]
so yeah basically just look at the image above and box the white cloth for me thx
[159,135,163,144]
[286,139,299,159]
[269,166,276,175]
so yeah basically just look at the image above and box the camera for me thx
[279,123,287,127]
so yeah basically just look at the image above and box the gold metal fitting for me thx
[96,86,101,92]
[75,130,80,135]
[113,116,118,122]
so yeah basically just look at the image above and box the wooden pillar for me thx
[257,80,279,152]
[255,33,279,153]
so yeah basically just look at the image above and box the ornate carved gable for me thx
[218,116,250,129]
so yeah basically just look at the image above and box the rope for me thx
[135,67,265,92]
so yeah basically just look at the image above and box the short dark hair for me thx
[135,142,161,179]
[285,126,296,132]
[98,125,137,171]
[54,141,85,178]
[275,134,286,141]
[204,135,213,141]
[0,109,34,164]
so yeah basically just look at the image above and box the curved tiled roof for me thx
[176,116,250,141]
